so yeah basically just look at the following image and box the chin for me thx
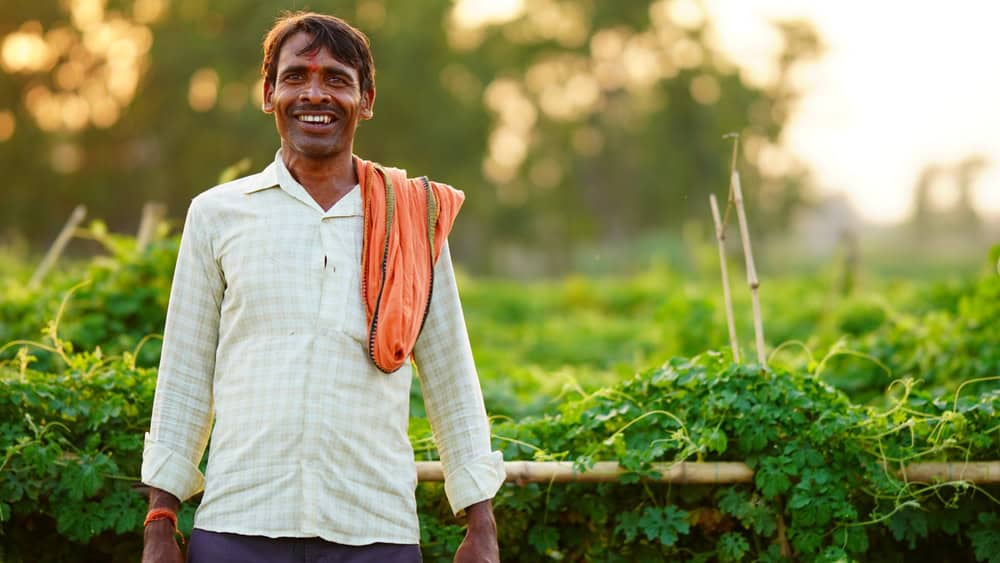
[291,140,342,160]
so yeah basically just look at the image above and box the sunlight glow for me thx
[50,142,82,174]
[1,28,53,73]
[667,0,706,30]
[133,0,167,24]
[705,0,1000,223]
[220,82,249,113]
[0,111,15,142]
[188,68,220,112]
[690,74,721,105]
[70,0,106,30]
[2,2,155,141]
[451,0,524,29]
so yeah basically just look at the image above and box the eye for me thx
[283,72,304,82]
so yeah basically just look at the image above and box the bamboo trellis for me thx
[415,461,1000,484]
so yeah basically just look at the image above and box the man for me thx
[141,12,504,563]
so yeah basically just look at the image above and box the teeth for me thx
[298,115,331,124]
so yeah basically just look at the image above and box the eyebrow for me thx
[279,65,355,81]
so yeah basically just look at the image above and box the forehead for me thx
[276,32,357,75]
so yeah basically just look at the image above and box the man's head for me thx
[261,12,376,161]
[262,12,375,97]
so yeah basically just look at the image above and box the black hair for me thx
[261,12,375,94]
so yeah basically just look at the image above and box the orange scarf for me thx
[355,157,465,373]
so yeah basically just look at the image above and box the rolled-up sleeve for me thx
[413,242,505,515]
[141,197,222,502]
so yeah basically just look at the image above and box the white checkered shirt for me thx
[141,153,505,545]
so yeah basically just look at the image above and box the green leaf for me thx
[62,460,103,501]
[739,425,768,452]
[791,529,824,555]
[704,427,728,455]
[615,510,642,543]
[969,514,1000,563]
[756,459,792,500]
[717,488,750,519]
[887,507,929,549]
[817,546,850,563]
[833,526,869,554]
[638,505,689,546]
[527,525,559,553]
[717,532,750,562]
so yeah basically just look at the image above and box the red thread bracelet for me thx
[144,509,184,543]
[144,508,177,528]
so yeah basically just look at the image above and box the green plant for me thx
[416,353,999,561]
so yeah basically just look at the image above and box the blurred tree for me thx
[0,0,820,274]
[909,156,985,239]
[952,155,985,234]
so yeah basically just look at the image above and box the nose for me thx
[299,75,331,104]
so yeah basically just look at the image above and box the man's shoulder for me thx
[190,164,277,210]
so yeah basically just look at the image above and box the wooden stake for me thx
[136,202,166,252]
[730,170,767,365]
[414,460,1000,484]
[838,228,859,296]
[29,205,86,289]
[710,194,740,362]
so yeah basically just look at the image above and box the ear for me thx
[262,80,275,114]
[360,87,376,120]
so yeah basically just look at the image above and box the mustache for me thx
[290,104,340,117]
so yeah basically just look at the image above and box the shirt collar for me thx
[241,159,279,194]
[243,150,362,217]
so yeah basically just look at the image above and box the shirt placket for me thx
[298,213,348,536]
[317,216,348,332]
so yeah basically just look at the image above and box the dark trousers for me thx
[187,528,422,563]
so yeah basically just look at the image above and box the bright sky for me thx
[705,0,1000,224]
[454,0,1000,224]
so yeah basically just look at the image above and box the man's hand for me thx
[454,499,498,563]
[142,519,184,563]
[142,487,183,563]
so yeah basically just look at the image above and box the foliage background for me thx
[2,1,999,561]
[1,239,998,561]
[0,0,824,275]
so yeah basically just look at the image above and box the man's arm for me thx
[412,242,504,561]
[141,197,224,553]
[454,499,498,562]
[142,488,182,563]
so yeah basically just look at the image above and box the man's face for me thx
[263,32,374,161]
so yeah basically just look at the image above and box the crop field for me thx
[1,226,998,562]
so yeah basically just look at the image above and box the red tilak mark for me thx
[305,50,319,73]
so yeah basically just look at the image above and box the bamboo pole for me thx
[417,461,754,484]
[899,461,1000,484]
[730,169,767,365]
[415,461,1000,484]
[29,205,86,289]
[136,202,166,252]
[710,194,740,362]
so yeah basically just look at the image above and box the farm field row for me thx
[1,231,997,561]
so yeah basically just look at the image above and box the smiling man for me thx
[140,12,504,563]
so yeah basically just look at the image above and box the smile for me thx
[297,114,333,124]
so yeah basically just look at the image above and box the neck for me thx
[281,147,358,195]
